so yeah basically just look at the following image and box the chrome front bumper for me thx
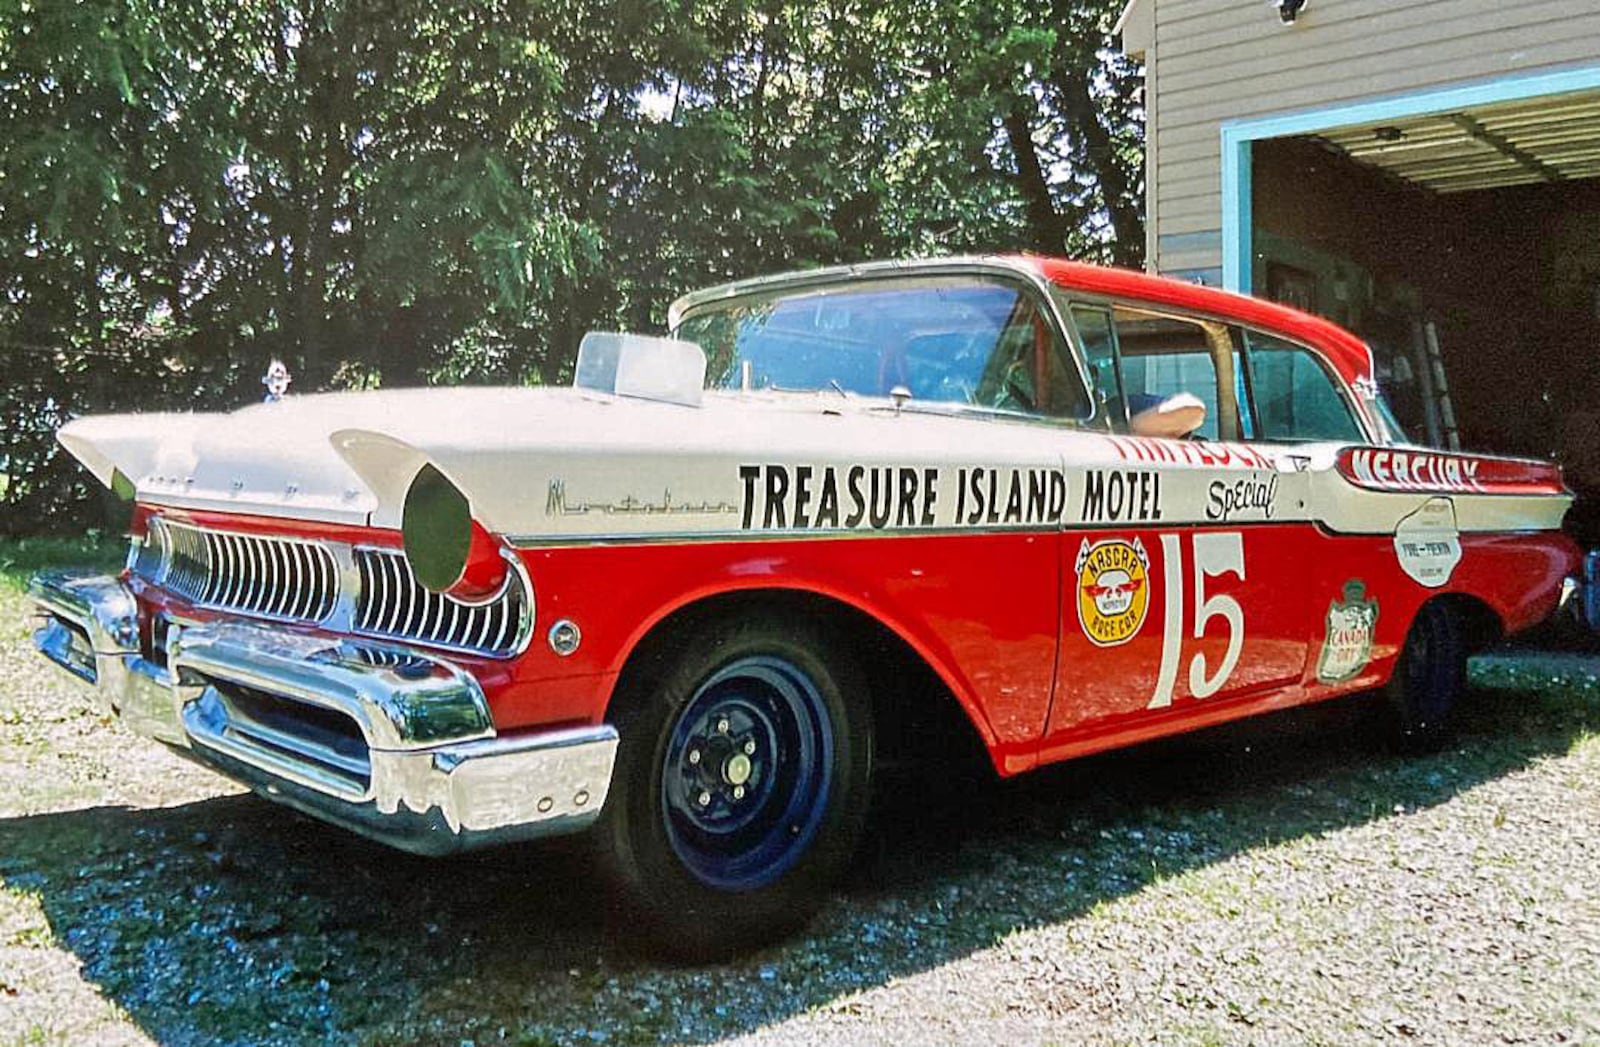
[28,570,617,855]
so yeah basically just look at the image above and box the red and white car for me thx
[30,256,1583,956]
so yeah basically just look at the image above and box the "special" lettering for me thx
[1205,473,1277,521]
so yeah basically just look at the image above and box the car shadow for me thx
[1,657,1595,1046]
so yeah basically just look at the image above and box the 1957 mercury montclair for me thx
[29,256,1584,956]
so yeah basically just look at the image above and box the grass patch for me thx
[0,536,124,593]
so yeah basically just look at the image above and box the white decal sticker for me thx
[1393,497,1462,588]
[1189,532,1246,698]
[1317,581,1378,683]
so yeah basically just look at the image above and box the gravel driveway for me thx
[1,545,1597,1046]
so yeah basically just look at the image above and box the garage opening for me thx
[1248,88,1600,541]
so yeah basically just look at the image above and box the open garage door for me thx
[1247,87,1600,542]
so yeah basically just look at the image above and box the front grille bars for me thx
[131,517,531,658]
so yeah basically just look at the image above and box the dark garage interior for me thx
[1249,91,1600,543]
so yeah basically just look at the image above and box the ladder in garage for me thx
[1411,319,1461,451]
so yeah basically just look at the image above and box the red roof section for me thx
[1025,256,1375,385]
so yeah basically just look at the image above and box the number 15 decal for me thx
[1148,532,1246,709]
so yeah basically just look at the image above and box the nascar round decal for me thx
[1076,537,1151,647]
[1316,580,1379,683]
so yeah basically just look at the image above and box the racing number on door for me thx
[1149,532,1246,709]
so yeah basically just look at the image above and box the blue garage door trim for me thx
[1219,63,1600,295]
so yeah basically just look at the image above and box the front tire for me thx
[1383,601,1467,749]
[597,614,873,960]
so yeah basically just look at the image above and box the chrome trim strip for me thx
[505,523,1067,547]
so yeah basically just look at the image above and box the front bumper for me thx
[28,570,617,855]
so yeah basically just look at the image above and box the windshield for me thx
[674,276,1091,420]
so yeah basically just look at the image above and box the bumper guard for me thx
[28,570,617,855]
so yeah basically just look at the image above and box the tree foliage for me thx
[0,0,1142,532]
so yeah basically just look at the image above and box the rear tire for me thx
[1383,601,1467,749]
[596,614,873,960]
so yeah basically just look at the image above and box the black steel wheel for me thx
[1384,601,1467,749]
[596,613,872,960]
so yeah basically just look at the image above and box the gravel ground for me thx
[1,539,1598,1046]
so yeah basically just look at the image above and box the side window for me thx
[1112,310,1235,440]
[1244,332,1365,443]
[1069,305,1127,430]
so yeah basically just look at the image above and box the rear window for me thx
[1245,332,1364,443]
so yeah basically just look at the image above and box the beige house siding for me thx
[1125,0,1600,283]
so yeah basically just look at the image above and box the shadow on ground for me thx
[1,655,1596,1046]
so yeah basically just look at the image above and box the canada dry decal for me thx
[1076,537,1151,647]
[1317,580,1378,683]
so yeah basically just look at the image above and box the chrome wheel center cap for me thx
[723,752,753,787]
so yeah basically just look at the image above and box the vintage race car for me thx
[30,256,1584,957]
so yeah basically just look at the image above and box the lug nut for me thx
[688,748,701,765]
[697,790,712,807]
[743,739,757,755]
[716,718,731,734]
[732,785,746,801]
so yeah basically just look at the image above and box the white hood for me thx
[59,387,1079,534]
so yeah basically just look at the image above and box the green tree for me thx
[0,0,1142,532]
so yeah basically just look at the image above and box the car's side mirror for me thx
[1129,392,1207,439]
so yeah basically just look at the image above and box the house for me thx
[1117,0,1600,528]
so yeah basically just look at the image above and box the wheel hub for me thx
[723,751,753,786]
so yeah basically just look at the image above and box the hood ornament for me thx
[262,359,292,402]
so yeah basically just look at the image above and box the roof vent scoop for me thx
[575,331,706,408]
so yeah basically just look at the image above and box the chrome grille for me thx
[143,518,339,622]
[132,517,530,658]
[353,548,527,657]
